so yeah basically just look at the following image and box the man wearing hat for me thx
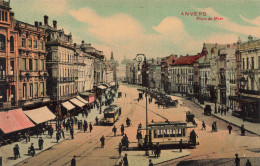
[38,137,44,150]
[234,154,240,166]
[30,143,35,157]
[149,159,154,166]
[71,155,76,166]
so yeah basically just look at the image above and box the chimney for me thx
[34,21,38,27]
[44,15,49,26]
[39,22,42,26]
[53,20,57,29]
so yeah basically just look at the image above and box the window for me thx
[0,34,5,51]
[29,59,32,70]
[28,39,32,48]
[40,59,44,70]
[251,57,254,69]
[247,57,249,69]
[34,59,38,70]
[34,40,37,48]
[242,58,245,69]
[4,12,7,22]
[40,42,43,50]
[34,83,38,97]
[23,83,27,98]
[22,38,26,47]
[251,78,254,90]
[41,82,44,96]
[10,36,14,52]
[1,11,4,21]
[22,58,26,70]
[29,83,33,98]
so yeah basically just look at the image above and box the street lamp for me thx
[135,53,149,156]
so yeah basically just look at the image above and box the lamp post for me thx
[135,53,149,156]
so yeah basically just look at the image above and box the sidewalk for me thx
[192,100,260,136]
[116,150,190,166]
[0,99,114,166]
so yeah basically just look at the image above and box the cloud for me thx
[204,33,239,44]
[194,7,260,38]
[240,15,260,26]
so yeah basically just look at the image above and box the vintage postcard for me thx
[0,0,259,166]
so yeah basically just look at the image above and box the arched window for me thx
[10,36,14,52]
[0,34,5,51]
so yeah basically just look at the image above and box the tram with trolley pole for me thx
[103,105,121,125]
[137,120,198,149]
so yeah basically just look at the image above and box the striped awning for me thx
[70,98,85,108]
[76,96,89,104]
[62,101,75,111]
[24,106,56,124]
[0,109,35,134]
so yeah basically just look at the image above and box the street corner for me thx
[116,150,190,166]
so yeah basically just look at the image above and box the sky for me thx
[11,0,260,62]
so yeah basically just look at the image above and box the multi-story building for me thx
[161,54,178,94]
[16,20,48,108]
[0,1,18,109]
[75,41,95,93]
[232,36,260,122]
[169,54,204,96]
[39,16,76,107]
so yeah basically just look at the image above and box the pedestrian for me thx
[218,106,220,113]
[241,125,245,136]
[118,143,122,157]
[112,126,117,136]
[50,126,54,138]
[82,111,84,118]
[138,123,142,129]
[226,106,230,113]
[179,139,183,152]
[121,124,125,136]
[234,154,240,166]
[38,137,44,150]
[100,135,105,148]
[201,121,206,130]
[30,143,35,157]
[13,144,19,159]
[95,116,99,125]
[211,122,215,132]
[77,121,80,130]
[89,122,93,133]
[25,132,30,143]
[149,159,154,166]
[71,155,76,166]
[80,120,83,130]
[224,107,227,115]
[123,154,128,166]
[245,159,252,166]
[63,120,66,128]
[70,127,74,139]
[61,129,65,139]
[221,106,223,115]
[227,123,232,134]
[154,143,161,158]
[56,131,60,142]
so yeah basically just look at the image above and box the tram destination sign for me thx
[149,123,187,129]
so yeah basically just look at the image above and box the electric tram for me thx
[103,105,121,125]
[137,121,198,149]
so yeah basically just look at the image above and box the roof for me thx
[76,96,89,104]
[24,106,56,124]
[61,101,75,110]
[70,98,85,108]
[173,54,204,65]
[0,109,35,134]
[104,105,120,113]
[80,92,94,96]
[97,85,107,90]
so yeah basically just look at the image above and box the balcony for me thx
[240,89,260,95]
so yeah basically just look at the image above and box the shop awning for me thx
[110,82,116,86]
[97,85,107,90]
[24,106,56,124]
[70,98,85,108]
[76,96,89,104]
[0,108,35,134]
[62,101,75,111]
